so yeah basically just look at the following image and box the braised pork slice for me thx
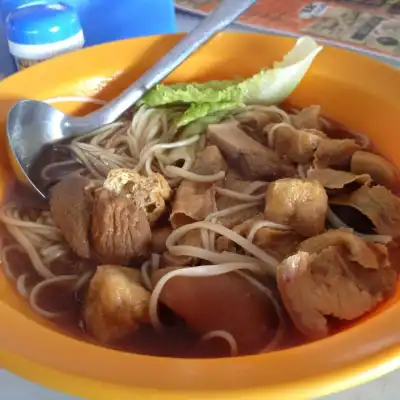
[299,229,390,270]
[351,151,400,190]
[277,249,396,339]
[151,226,173,254]
[314,139,360,169]
[91,189,151,264]
[50,175,94,259]
[103,169,171,224]
[264,179,328,237]
[290,105,322,130]
[161,251,192,268]
[307,168,371,193]
[253,228,304,262]
[170,145,226,228]
[207,121,295,180]
[330,185,400,237]
[269,124,326,164]
[84,265,150,343]
[236,107,284,133]
[152,267,278,354]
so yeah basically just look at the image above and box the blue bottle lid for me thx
[6,2,83,45]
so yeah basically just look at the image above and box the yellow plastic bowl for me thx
[1,33,400,400]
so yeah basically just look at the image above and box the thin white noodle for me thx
[74,122,127,144]
[140,260,152,291]
[201,330,238,356]
[258,105,291,122]
[145,156,154,176]
[1,244,24,279]
[216,187,265,202]
[358,234,393,244]
[69,144,106,179]
[141,254,162,291]
[149,263,262,329]
[74,270,94,293]
[151,254,161,271]
[236,271,285,353]
[165,166,225,183]
[44,96,108,105]
[41,243,68,258]
[247,220,292,243]
[129,105,148,144]
[167,221,279,274]
[155,140,194,165]
[200,228,211,250]
[267,123,295,148]
[138,139,158,161]
[5,224,54,279]
[243,181,269,195]
[29,275,78,318]
[206,202,260,221]
[0,211,60,233]
[66,106,172,180]
[169,245,263,266]
[327,208,392,243]
[50,105,192,183]
[349,131,370,148]
[316,114,329,127]
[236,105,291,124]
[136,109,163,154]
[41,159,81,181]
[297,164,306,178]
[326,207,347,229]
[40,243,66,258]
[134,135,200,173]
[208,217,217,252]
[16,274,29,298]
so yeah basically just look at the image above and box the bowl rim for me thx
[1,32,400,399]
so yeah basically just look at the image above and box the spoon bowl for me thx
[5,0,256,198]
[7,100,72,197]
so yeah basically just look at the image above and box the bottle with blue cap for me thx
[6,2,84,70]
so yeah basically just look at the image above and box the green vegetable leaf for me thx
[239,36,323,105]
[179,111,233,138]
[141,36,323,126]
[176,101,240,127]
[141,79,242,107]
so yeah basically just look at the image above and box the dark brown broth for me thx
[0,207,236,358]
[1,113,400,358]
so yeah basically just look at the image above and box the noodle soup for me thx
[1,101,399,358]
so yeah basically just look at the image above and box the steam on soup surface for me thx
[1,102,399,358]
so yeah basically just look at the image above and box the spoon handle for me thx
[70,0,257,133]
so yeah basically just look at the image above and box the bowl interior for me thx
[1,33,400,400]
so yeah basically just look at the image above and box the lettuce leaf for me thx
[240,36,323,104]
[177,101,238,127]
[141,36,323,126]
[142,80,242,107]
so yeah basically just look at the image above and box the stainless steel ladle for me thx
[7,0,256,198]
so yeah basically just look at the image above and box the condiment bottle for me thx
[5,2,84,70]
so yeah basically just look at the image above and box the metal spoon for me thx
[7,0,256,199]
